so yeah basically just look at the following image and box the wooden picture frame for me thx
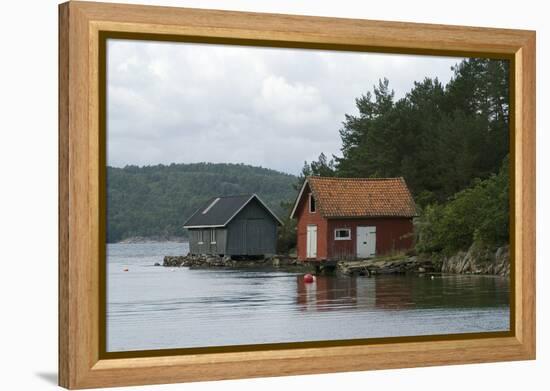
[59,1,536,389]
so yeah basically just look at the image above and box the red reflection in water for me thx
[296,275,357,311]
[296,275,417,311]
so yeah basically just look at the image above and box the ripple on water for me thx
[106,243,510,352]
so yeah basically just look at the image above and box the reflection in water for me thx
[107,243,510,352]
[297,276,358,311]
[296,274,509,311]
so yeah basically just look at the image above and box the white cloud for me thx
[107,39,464,174]
[255,75,332,130]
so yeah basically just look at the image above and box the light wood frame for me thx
[59,1,536,389]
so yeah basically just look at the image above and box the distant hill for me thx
[107,163,298,243]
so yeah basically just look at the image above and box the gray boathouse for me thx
[183,194,282,257]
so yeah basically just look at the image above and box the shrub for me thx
[416,157,509,254]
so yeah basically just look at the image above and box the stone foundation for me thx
[163,254,313,271]
[163,244,510,277]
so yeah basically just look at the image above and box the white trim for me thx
[252,194,284,226]
[222,194,284,226]
[184,194,283,229]
[183,224,225,229]
[181,204,205,227]
[306,224,318,258]
[334,228,351,240]
[308,193,316,213]
[289,179,309,219]
[356,226,376,258]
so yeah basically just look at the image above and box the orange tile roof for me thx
[307,176,417,218]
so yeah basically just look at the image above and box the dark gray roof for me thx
[183,194,282,228]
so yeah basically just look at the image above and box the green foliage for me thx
[332,59,509,207]
[107,163,297,243]
[107,58,510,255]
[415,158,509,254]
[295,152,336,191]
[276,201,297,255]
[299,57,510,254]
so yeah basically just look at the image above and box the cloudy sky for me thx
[107,39,465,175]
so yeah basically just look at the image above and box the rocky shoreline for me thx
[337,255,437,276]
[162,244,509,277]
[440,244,510,277]
[163,254,316,272]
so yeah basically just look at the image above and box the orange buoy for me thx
[303,273,315,283]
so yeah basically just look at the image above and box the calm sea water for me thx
[107,242,510,352]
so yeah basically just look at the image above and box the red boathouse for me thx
[290,177,417,261]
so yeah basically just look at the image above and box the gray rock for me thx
[440,244,509,276]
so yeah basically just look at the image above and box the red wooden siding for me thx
[296,202,414,261]
[326,218,413,259]
[292,177,416,261]
[295,183,328,260]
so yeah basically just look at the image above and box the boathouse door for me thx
[357,226,376,258]
[306,225,317,258]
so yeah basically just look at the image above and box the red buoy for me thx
[303,274,315,283]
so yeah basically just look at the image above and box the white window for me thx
[334,228,351,240]
[309,193,316,213]
[198,230,204,244]
[210,229,216,244]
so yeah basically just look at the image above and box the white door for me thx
[306,225,317,258]
[357,226,376,258]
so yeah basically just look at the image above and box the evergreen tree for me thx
[332,58,509,207]
[294,152,336,190]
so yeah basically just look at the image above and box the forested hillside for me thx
[107,58,510,255]
[107,163,297,243]
[299,58,510,254]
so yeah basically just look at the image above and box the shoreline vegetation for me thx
[161,243,509,277]
[110,58,510,274]
[107,163,296,243]
[113,238,509,277]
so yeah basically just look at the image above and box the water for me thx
[107,242,510,352]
